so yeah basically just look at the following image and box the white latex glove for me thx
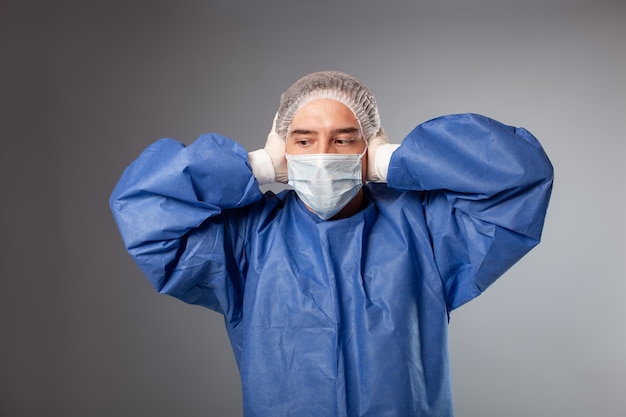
[248,114,288,185]
[366,127,400,183]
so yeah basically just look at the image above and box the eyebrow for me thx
[289,127,360,136]
[332,127,360,135]
[289,128,315,136]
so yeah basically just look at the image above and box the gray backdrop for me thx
[2,0,624,416]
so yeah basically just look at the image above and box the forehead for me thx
[290,99,359,129]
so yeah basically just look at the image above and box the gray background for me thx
[2,0,624,416]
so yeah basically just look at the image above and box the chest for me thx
[241,202,444,330]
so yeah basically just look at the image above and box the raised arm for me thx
[109,133,262,313]
[388,113,553,310]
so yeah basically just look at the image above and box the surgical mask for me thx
[286,149,366,220]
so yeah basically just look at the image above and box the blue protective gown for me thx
[110,114,553,417]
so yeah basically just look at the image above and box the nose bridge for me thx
[318,134,331,153]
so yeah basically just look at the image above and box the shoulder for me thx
[233,189,295,222]
[365,184,428,219]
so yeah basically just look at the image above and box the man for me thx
[110,71,553,416]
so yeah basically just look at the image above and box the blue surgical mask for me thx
[286,149,366,220]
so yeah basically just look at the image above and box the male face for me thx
[286,99,367,152]
[285,98,368,218]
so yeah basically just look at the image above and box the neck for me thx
[330,189,365,220]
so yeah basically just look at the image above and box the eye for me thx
[334,137,357,147]
[288,129,316,147]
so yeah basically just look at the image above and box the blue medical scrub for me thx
[110,114,553,416]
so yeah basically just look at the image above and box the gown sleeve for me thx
[109,133,263,316]
[387,113,554,310]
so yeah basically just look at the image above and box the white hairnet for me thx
[275,71,381,143]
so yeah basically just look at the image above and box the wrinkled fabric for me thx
[110,113,553,417]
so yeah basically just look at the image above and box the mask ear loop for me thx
[358,143,369,162]
[356,128,368,185]
[350,113,368,159]
[358,125,369,160]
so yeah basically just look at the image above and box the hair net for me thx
[275,71,381,143]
